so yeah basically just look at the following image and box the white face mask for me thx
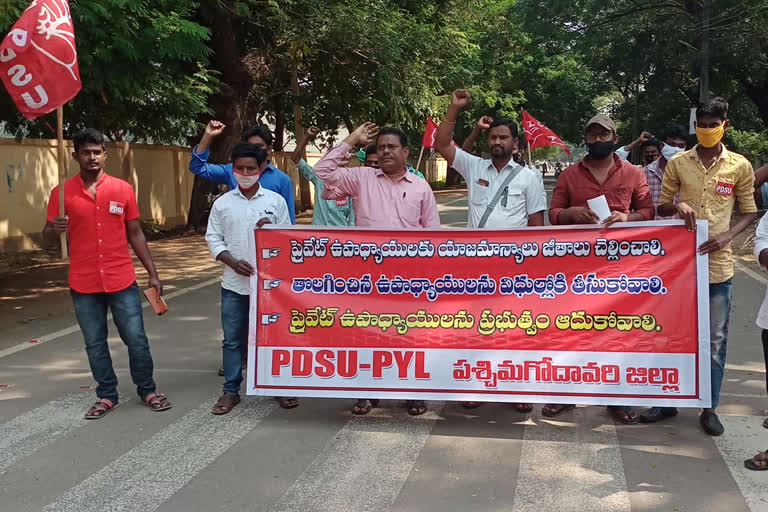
[234,171,260,189]
[661,144,684,161]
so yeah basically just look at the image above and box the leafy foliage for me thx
[0,0,216,143]
[518,0,768,160]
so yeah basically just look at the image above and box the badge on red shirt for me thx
[715,181,734,197]
[109,201,125,215]
[335,198,348,207]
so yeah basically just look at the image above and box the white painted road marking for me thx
[270,402,445,512]
[0,393,94,472]
[735,260,768,285]
[438,196,468,208]
[713,415,768,512]
[43,397,277,512]
[512,407,631,512]
[0,275,220,360]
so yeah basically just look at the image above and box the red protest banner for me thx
[248,223,711,407]
[0,0,81,120]
[522,110,571,155]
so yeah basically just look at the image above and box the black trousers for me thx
[763,330,768,395]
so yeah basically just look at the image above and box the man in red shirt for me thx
[546,114,654,424]
[43,129,172,419]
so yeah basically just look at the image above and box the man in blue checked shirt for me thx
[190,120,296,224]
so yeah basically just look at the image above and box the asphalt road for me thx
[1,180,767,512]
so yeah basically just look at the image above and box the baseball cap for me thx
[586,114,617,133]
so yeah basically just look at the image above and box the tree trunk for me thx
[292,64,312,212]
[446,167,463,186]
[186,6,253,230]
[273,96,286,152]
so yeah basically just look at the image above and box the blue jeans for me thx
[709,279,732,408]
[221,287,249,396]
[71,282,156,403]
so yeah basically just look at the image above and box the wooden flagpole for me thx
[56,106,68,259]
[415,146,425,173]
[527,144,533,167]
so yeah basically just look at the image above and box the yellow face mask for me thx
[695,124,725,148]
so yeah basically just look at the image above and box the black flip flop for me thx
[407,400,427,416]
[542,404,575,417]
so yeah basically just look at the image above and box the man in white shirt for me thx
[755,214,768,428]
[434,88,547,413]
[435,89,547,230]
[205,143,295,414]
[745,213,768,469]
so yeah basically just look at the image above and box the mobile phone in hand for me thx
[143,287,168,316]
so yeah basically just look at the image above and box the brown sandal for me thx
[462,401,482,409]
[278,397,300,409]
[84,398,117,419]
[744,450,768,471]
[352,399,379,415]
[513,403,533,413]
[143,392,172,412]
[608,406,639,424]
[212,393,241,415]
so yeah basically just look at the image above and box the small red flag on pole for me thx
[0,0,82,259]
[417,117,458,172]
[422,117,439,149]
[522,110,571,155]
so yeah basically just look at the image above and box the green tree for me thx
[0,0,215,143]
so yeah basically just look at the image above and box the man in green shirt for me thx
[292,127,355,226]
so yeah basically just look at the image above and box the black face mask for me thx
[586,141,615,159]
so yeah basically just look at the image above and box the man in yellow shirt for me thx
[652,97,758,435]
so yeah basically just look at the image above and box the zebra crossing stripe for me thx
[43,397,277,512]
[0,393,94,472]
[512,407,631,512]
[269,402,445,512]
[713,415,768,512]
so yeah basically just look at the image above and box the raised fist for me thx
[205,120,226,137]
[452,89,471,109]
[477,116,493,130]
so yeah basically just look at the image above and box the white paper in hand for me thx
[587,195,611,222]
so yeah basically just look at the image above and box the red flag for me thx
[422,117,459,149]
[0,0,81,120]
[422,117,439,148]
[522,110,571,155]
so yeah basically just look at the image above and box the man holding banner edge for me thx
[546,113,654,424]
[654,97,758,435]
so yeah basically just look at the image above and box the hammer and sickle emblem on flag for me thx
[28,0,79,81]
